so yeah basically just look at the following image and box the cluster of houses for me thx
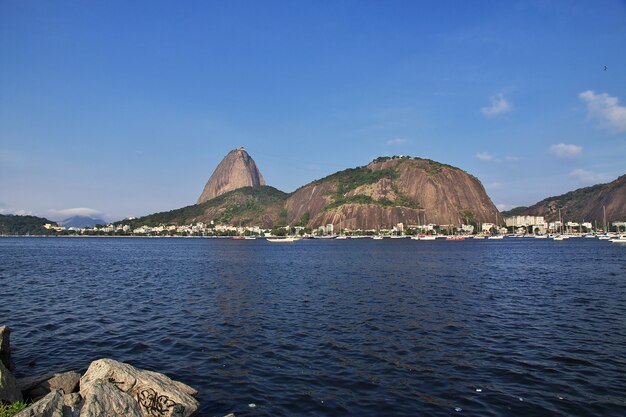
[504,215,626,234]
[41,214,625,237]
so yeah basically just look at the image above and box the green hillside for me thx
[117,186,289,228]
[0,214,57,235]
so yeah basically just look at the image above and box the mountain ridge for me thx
[503,175,626,222]
[122,154,501,229]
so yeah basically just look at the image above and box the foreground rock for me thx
[0,325,230,417]
[14,359,199,417]
[80,358,198,417]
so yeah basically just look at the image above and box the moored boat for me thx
[267,237,298,243]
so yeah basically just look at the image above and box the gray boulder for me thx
[20,371,81,401]
[80,358,198,417]
[0,359,23,403]
[17,373,57,393]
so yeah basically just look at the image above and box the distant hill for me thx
[503,175,626,222]
[61,216,107,228]
[121,155,500,229]
[0,214,57,235]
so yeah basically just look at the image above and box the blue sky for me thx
[1,0,625,222]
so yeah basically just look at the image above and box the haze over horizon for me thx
[1,1,625,222]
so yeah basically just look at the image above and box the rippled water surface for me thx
[1,237,625,416]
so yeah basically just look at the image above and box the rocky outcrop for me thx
[197,148,266,204]
[2,325,236,417]
[0,325,13,371]
[0,326,22,403]
[504,174,626,222]
[14,359,199,417]
[0,360,22,403]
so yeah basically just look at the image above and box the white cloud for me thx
[49,207,103,218]
[481,93,512,117]
[386,137,411,146]
[569,169,609,185]
[505,155,522,161]
[476,152,495,161]
[579,90,626,133]
[549,143,582,158]
[0,207,33,216]
[486,182,504,190]
[496,203,515,211]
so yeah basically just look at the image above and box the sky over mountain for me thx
[1,0,625,221]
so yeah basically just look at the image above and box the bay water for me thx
[1,237,625,416]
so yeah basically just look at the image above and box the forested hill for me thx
[0,214,57,235]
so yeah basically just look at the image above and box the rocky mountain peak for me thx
[197,148,266,204]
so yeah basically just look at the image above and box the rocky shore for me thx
[0,326,232,417]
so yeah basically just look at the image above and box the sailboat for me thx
[487,213,504,239]
[336,218,347,239]
[598,206,611,240]
[552,208,566,240]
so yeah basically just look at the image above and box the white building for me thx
[505,215,546,227]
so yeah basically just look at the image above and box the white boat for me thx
[609,235,626,244]
[473,235,485,240]
[372,235,384,240]
[336,235,348,240]
[552,235,565,241]
[487,235,504,240]
[534,234,548,239]
[266,237,297,243]
[598,234,611,240]
[417,234,437,240]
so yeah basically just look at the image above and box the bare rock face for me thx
[286,157,500,229]
[197,148,266,204]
